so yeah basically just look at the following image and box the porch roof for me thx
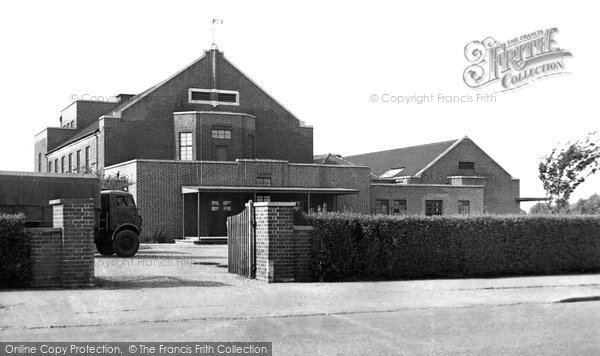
[181,185,359,195]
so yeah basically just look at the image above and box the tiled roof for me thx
[344,139,460,177]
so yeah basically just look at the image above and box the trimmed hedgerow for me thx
[0,214,31,288]
[305,212,600,282]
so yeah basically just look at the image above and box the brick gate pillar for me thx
[254,202,312,282]
[50,198,96,287]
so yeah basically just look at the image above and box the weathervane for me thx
[211,18,224,49]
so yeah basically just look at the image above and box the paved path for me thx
[1,244,600,354]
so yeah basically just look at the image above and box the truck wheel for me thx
[113,230,140,257]
[96,243,114,256]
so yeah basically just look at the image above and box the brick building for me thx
[34,46,522,240]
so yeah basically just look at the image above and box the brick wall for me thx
[371,184,485,215]
[28,228,63,287]
[117,49,313,164]
[104,159,371,240]
[46,133,99,173]
[253,202,312,282]
[25,198,95,288]
[420,138,521,214]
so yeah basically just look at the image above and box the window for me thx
[48,160,52,173]
[375,200,389,215]
[70,120,75,128]
[381,167,405,178]
[179,132,193,161]
[458,200,470,215]
[54,159,58,173]
[459,161,475,170]
[217,92,237,103]
[61,157,65,173]
[85,146,90,172]
[68,153,73,173]
[212,129,231,139]
[392,200,407,215]
[256,177,271,187]
[256,195,270,203]
[116,195,135,207]
[189,88,239,106]
[190,90,211,102]
[426,200,443,216]
[76,150,81,173]
[38,153,42,172]
[223,200,232,212]
[210,200,220,211]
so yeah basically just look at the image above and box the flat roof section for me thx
[181,186,359,195]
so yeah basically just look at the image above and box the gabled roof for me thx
[108,53,208,116]
[344,138,461,177]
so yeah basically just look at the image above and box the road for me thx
[1,244,600,355]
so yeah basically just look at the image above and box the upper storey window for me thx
[212,129,231,139]
[179,132,193,161]
[188,88,239,106]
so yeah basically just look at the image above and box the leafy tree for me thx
[539,131,600,211]
[528,202,554,215]
[569,193,600,215]
[93,169,132,191]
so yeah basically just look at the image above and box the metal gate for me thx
[227,201,256,278]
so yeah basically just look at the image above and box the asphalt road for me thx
[1,244,600,355]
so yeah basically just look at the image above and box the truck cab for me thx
[95,190,142,257]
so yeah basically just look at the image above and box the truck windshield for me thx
[116,195,135,207]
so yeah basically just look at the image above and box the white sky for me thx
[0,0,598,209]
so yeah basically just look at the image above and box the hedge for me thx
[305,212,600,281]
[0,214,31,288]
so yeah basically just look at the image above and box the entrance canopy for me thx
[182,186,359,195]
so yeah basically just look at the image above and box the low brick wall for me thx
[25,199,95,288]
[28,228,63,287]
[254,202,312,282]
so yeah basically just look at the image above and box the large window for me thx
[179,132,193,161]
[426,200,443,216]
[458,200,470,215]
[48,160,52,173]
[61,157,65,173]
[392,199,407,215]
[54,159,58,173]
[68,153,73,173]
[212,129,231,139]
[38,153,42,172]
[375,199,389,215]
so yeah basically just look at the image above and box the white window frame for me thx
[188,88,239,107]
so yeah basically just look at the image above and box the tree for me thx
[529,202,554,215]
[569,193,600,215]
[93,169,132,191]
[538,131,600,211]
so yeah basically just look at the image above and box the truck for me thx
[0,171,142,257]
[95,190,142,257]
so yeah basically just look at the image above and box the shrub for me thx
[0,214,31,288]
[305,213,600,282]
